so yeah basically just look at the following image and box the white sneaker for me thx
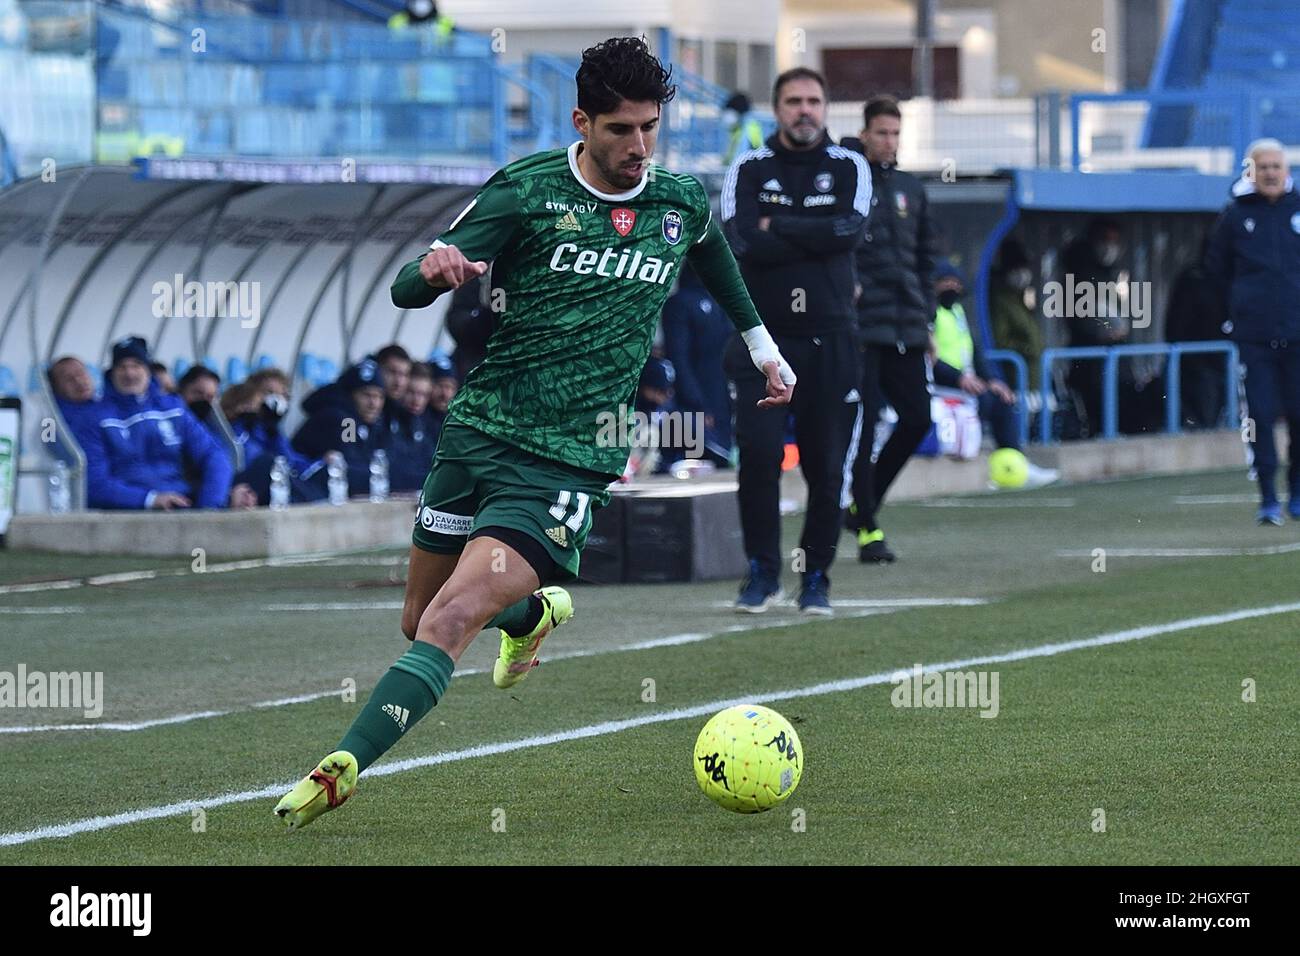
[1022,463,1060,488]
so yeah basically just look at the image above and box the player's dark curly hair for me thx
[576,37,677,120]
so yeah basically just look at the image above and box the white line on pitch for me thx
[0,550,405,597]
[1057,543,1300,557]
[4,599,1296,848]
[1173,494,1260,505]
[0,608,905,735]
[0,606,85,615]
[919,498,1076,508]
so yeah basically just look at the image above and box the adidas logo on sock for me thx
[381,703,409,732]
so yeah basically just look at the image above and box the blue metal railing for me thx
[985,348,1031,449]
[1038,342,1239,443]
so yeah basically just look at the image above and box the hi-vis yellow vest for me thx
[934,303,974,371]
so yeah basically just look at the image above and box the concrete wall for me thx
[6,429,1255,559]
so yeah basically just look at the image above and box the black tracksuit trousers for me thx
[725,328,863,577]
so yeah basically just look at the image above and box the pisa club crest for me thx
[611,208,637,237]
[662,210,684,245]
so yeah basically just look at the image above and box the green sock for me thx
[338,642,454,773]
[485,594,543,636]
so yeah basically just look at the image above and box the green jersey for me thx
[392,142,761,478]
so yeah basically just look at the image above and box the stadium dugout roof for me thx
[0,161,485,399]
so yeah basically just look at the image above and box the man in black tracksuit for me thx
[1204,138,1300,524]
[722,67,869,615]
[841,96,937,563]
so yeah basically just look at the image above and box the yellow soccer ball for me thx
[693,704,803,813]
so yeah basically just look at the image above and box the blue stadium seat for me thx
[173,357,192,381]
[0,366,17,397]
[226,356,249,385]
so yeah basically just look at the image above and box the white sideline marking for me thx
[0,606,85,615]
[3,600,1297,848]
[707,597,991,610]
[0,550,404,596]
[264,602,405,611]
[0,608,904,735]
[1057,543,1300,558]
[1174,494,1260,505]
[919,497,1076,508]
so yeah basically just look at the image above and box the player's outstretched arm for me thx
[391,174,521,309]
[687,218,795,408]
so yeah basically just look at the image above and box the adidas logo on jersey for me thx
[763,178,782,190]
[545,526,569,548]
[844,388,861,403]
[381,703,409,732]
[554,210,582,232]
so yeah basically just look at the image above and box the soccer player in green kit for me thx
[275,37,796,829]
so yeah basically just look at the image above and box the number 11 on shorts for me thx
[548,490,590,532]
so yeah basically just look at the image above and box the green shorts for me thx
[412,418,612,581]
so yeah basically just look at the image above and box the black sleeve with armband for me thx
[687,217,797,386]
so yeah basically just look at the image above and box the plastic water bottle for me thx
[369,449,389,503]
[326,452,348,506]
[669,459,717,481]
[269,455,290,511]
[48,460,71,515]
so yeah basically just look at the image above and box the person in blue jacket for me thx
[660,262,734,464]
[79,336,235,510]
[292,357,391,497]
[1204,138,1300,525]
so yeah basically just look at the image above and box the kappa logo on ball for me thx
[662,210,683,245]
[610,207,636,237]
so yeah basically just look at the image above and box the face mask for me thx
[187,400,210,418]
[262,392,288,420]
[1096,244,1120,267]
[937,289,961,309]
[1008,268,1033,290]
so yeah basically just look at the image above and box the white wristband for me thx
[741,325,797,385]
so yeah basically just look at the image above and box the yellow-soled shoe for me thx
[492,586,573,689]
[273,750,358,831]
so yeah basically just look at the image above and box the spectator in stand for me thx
[389,361,440,492]
[930,262,1058,487]
[292,357,391,497]
[224,375,326,505]
[49,356,97,407]
[428,354,458,427]
[1062,218,1129,435]
[376,344,413,434]
[78,336,240,510]
[178,365,222,434]
[989,238,1044,391]
[661,262,734,465]
[49,355,101,445]
[1166,236,1229,430]
[151,361,176,394]
[444,275,495,382]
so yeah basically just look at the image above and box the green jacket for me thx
[990,284,1043,389]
